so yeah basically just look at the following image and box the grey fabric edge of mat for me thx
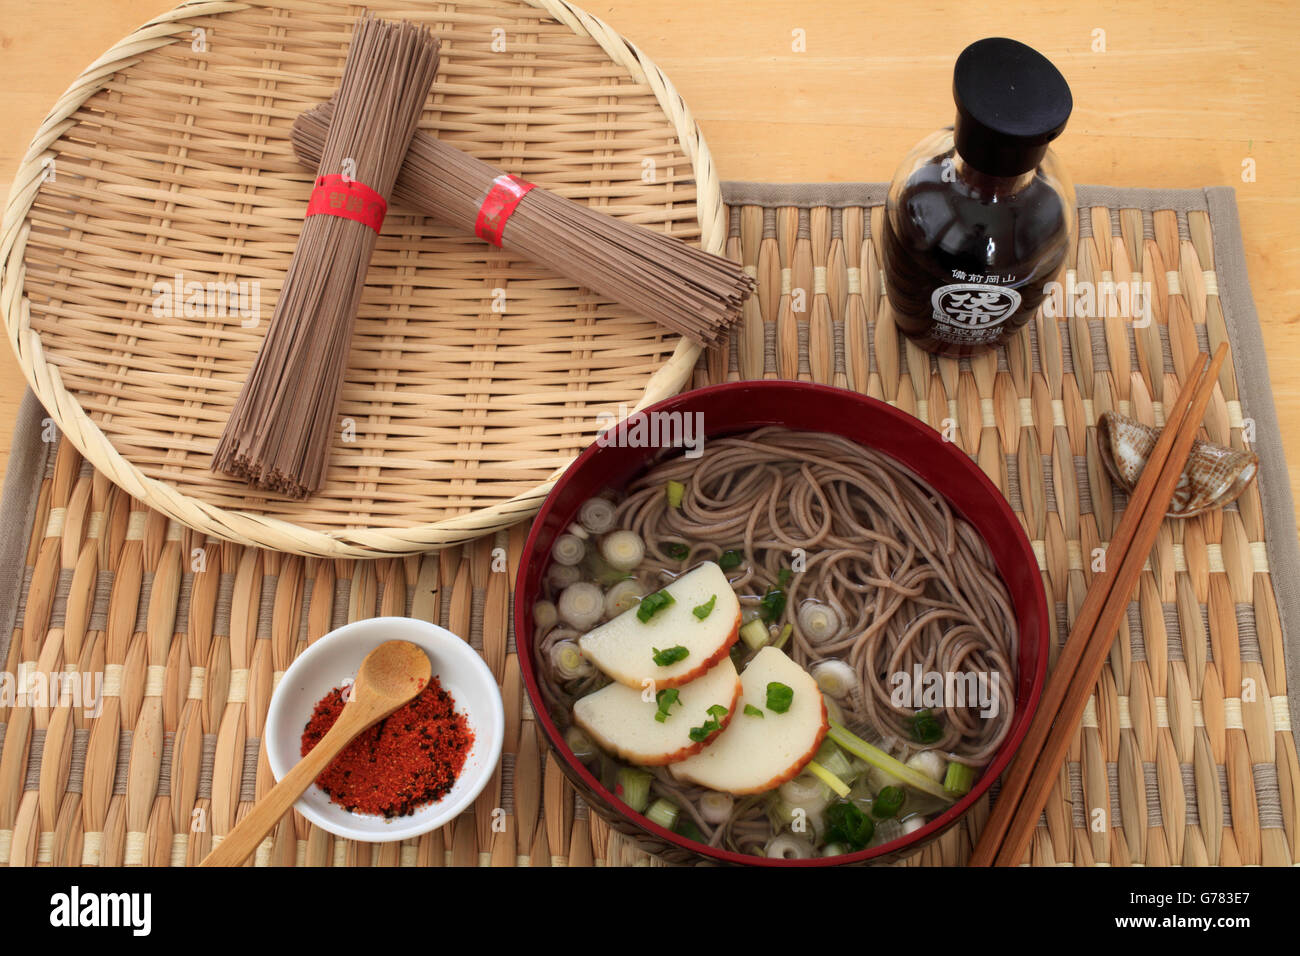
[721,181,1213,212]
[1204,186,1300,730]
[0,390,53,668]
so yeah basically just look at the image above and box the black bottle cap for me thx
[952,37,1072,177]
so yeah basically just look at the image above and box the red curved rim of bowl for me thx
[515,380,1050,866]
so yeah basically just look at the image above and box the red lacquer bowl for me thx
[515,381,1049,865]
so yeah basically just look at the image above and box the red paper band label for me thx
[474,174,535,246]
[305,174,387,233]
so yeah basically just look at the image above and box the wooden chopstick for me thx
[968,351,1208,865]
[971,343,1228,866]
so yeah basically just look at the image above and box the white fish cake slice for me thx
[579,561,740,689]
[669,646,828,794]
[573,657,742,765]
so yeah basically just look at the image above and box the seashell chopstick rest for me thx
[1097,411,1259,518]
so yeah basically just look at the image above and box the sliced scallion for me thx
[651,644,688,666]
[744,703,765,718]
[604,578,643,618]
[943,760,977,797]
[550,533,585,566]
[759,586,787,623]
[654,687,680,723]
[550,640,593,681]
[564,725,598,763]
[765,681,794,714]
[665,480,686,509]
[688,704,729,741]
[739,618,770,650]
[806,759,851,798]
[557,581,604,630]
[826,720,951,801]
[692,594,717,620]
[718,549,744,571]
[645,798,679,830]
[637,589,674,623]
[600,530,646,572]
[616,767,653,813]
[577,497,616,534]
[699,791,735,825]
[814,740,855,782]
[909,708,943,744]
[872,785,906,819]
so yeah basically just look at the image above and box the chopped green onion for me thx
[557,581,604,630]
[651,644,689,666]
[759,586,787,623]
[718,549,744,571]
[773,622,793,650]
[943,760,977,797]
[583,548,630,587]
[872,785,906,819]
[675,817,705,842]
[806,759,851,798]
[778,567,793,587]
[766,681,794,714]
[645,798,679,831]
[654,688,680,723]
[665,480,686,509]
[637,589,674,623]
[564,725,598,762]
[688,704,729,741]
[577,497,617,534]
[909,708,943,744]
[600,530,645,572]
[663,542,690,561]
[825,720,952,801]
[692,595,717,620]
[616,767,652,813]
[739,618,769,650]
[825,801,875,851]
[744,703,765,718]
[814,740,855,782]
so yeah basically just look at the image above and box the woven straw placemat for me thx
[0,0,717,559]
[0,183,1296,867]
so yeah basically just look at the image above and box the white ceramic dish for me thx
[265,616,504,843]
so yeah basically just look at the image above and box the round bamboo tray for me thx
[0,0,720,557]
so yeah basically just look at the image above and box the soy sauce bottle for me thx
[881,38,1074,356]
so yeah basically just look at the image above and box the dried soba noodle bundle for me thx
[291,102,754,349]
[212,16,440,497]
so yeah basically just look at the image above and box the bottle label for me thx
[929,283,1022,344]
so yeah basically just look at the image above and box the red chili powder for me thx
[301,676,475,819]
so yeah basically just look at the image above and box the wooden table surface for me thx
[1,1,1297,534]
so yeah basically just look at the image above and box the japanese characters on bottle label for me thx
[929,281,1023,345]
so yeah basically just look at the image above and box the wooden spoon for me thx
[201,640,432,867]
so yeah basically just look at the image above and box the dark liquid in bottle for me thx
[881,153,1070,357]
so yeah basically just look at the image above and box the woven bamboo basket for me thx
[0,0,723,558]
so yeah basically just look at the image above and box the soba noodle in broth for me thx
[533,426,1019,857]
